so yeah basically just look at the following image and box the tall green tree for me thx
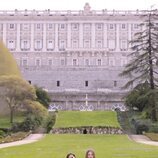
[0,76,36,123]
[120,10,158,121]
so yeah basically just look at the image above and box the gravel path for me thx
[0,134,44,149]
[129,135,158,146]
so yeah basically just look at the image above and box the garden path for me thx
[129,135,158,146]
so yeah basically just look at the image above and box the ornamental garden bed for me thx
[0,131,31,144]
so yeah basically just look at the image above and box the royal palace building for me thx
[0,3,153,110]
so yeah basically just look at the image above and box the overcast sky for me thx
[0,0,157,10]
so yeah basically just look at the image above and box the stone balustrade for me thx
[0,9,155,16]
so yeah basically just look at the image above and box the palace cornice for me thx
[0,15,144,22]
[0,9,157,21]
[0,9,155,16]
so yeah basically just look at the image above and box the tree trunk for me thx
[10,108,14,124]
[148,53,157,121]
[148,13,157,122]
[150,94,157,122]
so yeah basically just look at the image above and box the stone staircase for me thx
[117,111,136,134]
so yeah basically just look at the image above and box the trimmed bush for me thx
[43,112,56,133]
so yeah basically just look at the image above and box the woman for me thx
[66,153,76,158]
[85,149,96,158]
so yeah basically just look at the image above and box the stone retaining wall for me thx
[51,126,123,134]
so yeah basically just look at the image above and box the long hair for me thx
[85,149,95,158]
[66,153,76,158]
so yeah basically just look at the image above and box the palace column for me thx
[104,23,107,48]
[54,23,58,51]
[30,23,34,51]
[67,23,71,49]
[43,23,46,51]
[2,23,7,45]
[79,23,83,48]
[16,23,20,51]
[116,24,120,51]
[91,23,95,48]
[128,23,132,48]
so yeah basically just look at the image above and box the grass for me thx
[54,111,120,128]
[0,111,158,158]
[0,134,158,158]
[0,115,25,128]
[145,133,158,141]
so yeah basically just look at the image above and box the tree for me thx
[0,76,36,123]
[25,100,48,118]
[35,86,51,108]
[125,82,150,112]
[120,10,158,121]
[0,41,21,77]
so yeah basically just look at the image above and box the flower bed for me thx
[145,133,158,141]
[0,131,31,144]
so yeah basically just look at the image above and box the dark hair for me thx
[66,153,76,158]
[85,149,95,158]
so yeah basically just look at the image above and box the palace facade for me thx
[0,3,152,110]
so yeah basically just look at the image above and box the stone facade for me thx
[0,3,154,109]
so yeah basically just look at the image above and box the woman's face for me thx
[87,151,94,158]
[68,154,76,158]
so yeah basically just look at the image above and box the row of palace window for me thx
[28,80,118,88]
[54,80,117,87]
[7,39,128,51]
[5,23,140,31]
[20,58,127,67]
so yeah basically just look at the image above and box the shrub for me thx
[135,124,149,134]
[21,115,42,131]
[148,124,158,133]
[12,115,43,132]
[11,123,22,132]
[11,101,48,132]
[0,130,5,138]
[125,82,150,112]
[43,112,56,133]
[25,101,48,118]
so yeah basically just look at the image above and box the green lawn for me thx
[0,115,24,128]
[54,111,120,128]
[0,134,158,158]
